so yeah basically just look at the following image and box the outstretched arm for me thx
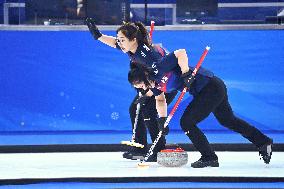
[86,18,116,48]
[98,35,117,48]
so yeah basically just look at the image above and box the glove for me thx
[134,95,150,105]
[85,18,102,40]
[157,117,169,136]
[181,71,195,89]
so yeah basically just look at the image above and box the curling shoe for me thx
[122,151,132,159]
[131,152,146,160]
[123,148,146,160]
[258,139,273,164]
[191,156,219,168]
[123,152,145,160]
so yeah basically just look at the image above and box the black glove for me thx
[181,71,195,89]
[85,18,102,40]
[134,95,150,105]
[157,117,169,136]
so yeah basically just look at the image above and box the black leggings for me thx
[129,91,177,153]
[180,76,271,159]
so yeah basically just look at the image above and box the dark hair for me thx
[128,63,153,88]
[117,22,151,47]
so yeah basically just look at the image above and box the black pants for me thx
[180,76,272,159]
[129,91,177,154]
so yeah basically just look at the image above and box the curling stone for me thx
[157,148,188,167]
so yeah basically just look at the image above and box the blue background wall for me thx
[0,30,283,144]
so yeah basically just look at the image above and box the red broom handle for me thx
[149,21,155,41]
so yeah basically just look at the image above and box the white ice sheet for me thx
[0,152,283,180]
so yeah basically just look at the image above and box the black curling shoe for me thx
[130,152,145,160]
[191,156,219,168]
[122,148,146,160]
[122,151,132,159]
[258,140,273,164]
[123,152,145,160]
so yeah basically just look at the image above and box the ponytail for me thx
[134,22,151,47]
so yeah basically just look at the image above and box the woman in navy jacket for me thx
[128,50,273,168]
[86,18,177,161]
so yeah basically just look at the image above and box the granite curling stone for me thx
[157,148,188,167]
